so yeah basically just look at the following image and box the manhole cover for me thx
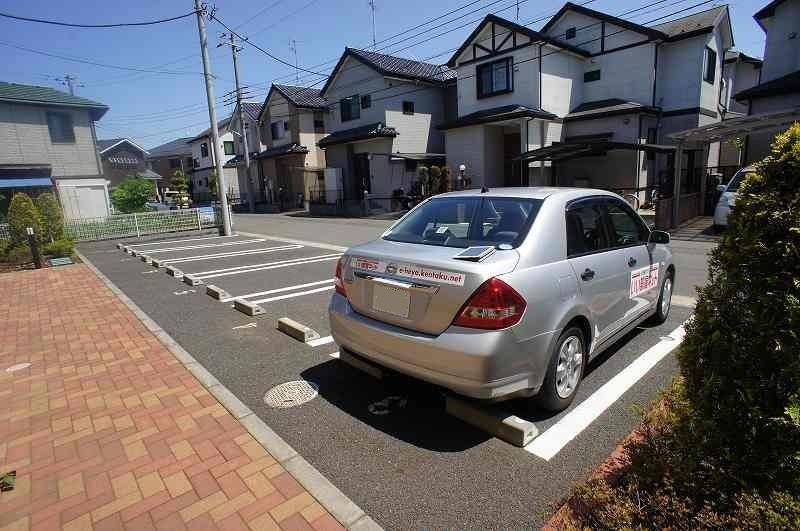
[5,363,31,373]
[264,380,319,409]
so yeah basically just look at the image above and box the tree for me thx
[208,170,218,199]
[417,165,429,196]
[440,166,452,193]
[429,166,442,195]
[35,192,64,242]
[679,123,800,491]
[111,176,154,213]
[6,193,41,245]
[171,169,190,208]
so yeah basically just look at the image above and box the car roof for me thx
[435,187,620,201]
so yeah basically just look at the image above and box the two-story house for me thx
[228,101,264,208]
[718,50,762,165]
[146,137,194,187]
[187,117,239,202]
[734,0,800,162]
[0,81,110,219]
[444,4,734,200]
[319,48,454,201]
[255,84,328,209]
[97,137,158,187]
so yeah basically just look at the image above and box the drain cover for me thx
[264,380,319,409]
[5,363,31,373]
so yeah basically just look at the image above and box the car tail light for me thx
[334,257,347,297]
[453,277,526,330]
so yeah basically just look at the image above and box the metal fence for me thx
[63,207,221,242]
[0,223,9,241]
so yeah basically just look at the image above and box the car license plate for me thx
[372,282,410,318]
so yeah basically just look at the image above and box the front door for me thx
[503,132,522,186]
[565,199,628,348]
[352,153,370,199]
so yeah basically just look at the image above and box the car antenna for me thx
[480,185,489,193]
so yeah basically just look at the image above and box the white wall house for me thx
[187,117,239,202]
[444,3,735,199]
[734,0,800,163]
[253,84,328,210]
[319,48,454,200]
[0,81,111,220]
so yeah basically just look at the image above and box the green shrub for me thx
[35,192,64,242]
[2,243,32,264]
[6,193,41,245]
[679,123,800,491]
[43,238,74,258]
[0,239,10,257]
[111,176,154,213]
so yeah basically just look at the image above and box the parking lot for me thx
[79,228,693,529]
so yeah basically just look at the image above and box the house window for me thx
[200,142,209,157]
[476,57,513,98]
[584,69,601,82]
[565,27,576,40]
[169,158,181,169]
[284,120,289,131]
[192,158,199,168]
[361,95,371,109]
[313,110,325,133]
[402,101,415,115]
[223,141,235,156]
[46,112,75,143]
[271,121,285,140]
[340,95,360,122]
[703,47,717,83]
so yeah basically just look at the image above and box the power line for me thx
[0,9,198,28]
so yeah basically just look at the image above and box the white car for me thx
[713,165,755,228]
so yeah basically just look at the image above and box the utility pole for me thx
[55,74,82,95]
[228,33,255,213]
[368,0,376,47]
[289,40,300,84]
[194,0,232,235]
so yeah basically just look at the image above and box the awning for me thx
[317,123,397,148]
[370,152,446,160]
[438,105,557,130]
[0,177,53,189]
[139,169,163,180]
[514,141,675,162]
[254,143,309,160]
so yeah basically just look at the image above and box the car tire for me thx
[648,271,673,325]
[536,326,586,412]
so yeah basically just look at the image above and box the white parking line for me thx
[123,235,237,247]
[307,335,334,347]
[191,254,340,277]
[193,254,341,280]
[160,244,303,264]
[220,279,334,303]
[249,285,334,304]
[138,239,265,254]
[524,323,686,461]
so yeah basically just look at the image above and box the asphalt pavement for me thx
[78,216,708,530]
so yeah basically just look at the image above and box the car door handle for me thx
[580,268,595,281]
[628,257,637,267]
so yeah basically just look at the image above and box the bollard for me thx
[26,227,43,269]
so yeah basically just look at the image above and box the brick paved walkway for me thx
[0,265,344,531]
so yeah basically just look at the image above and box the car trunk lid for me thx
[342,240,519,335]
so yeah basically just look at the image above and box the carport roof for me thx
[669,107,800,144]
[733,70,800,101]
[438,105,557,130]
[514,141,675,162]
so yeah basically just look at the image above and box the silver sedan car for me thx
[329,188,674,411]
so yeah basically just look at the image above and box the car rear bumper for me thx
[329,293,557,400]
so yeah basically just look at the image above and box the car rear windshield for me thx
[726,171,753,192]
[383,196,543,248]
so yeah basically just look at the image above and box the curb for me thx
[77,250,381,531]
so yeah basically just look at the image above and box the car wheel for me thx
[537,326,586,412]
[648,272,673,325]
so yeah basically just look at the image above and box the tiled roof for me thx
[97,138,123,151]
[566,99,658,121]
[317,122,397,148]
[651,6,726,39]
[347,48,456,84]
[438,105,557,130]
[541,3,666,40]
[188,117,231,143]
[0,81,108,119]
[147,137,193,158]
[734,70,800,101]
[272,85,328,109]
[241,101,263,121]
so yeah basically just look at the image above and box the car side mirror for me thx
[716,184,727,192]
[649,230,670,244]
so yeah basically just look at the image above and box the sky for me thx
[0,0,769,149]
